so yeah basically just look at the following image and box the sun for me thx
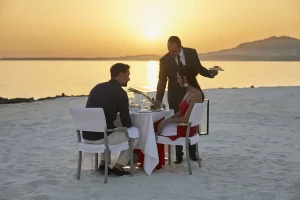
[145,26,159,39]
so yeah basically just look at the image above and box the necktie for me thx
[177,55,183,67]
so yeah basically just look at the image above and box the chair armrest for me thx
[105,127,127,132]
[105,127,130,139]
[169,122,190,127]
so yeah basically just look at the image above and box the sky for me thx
[0,0,300,57]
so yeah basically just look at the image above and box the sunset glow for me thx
[0,0,299,58]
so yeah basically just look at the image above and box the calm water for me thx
[0,60,299,98]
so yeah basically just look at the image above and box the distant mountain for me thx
[199,36,300,61]
[2,36,300,61]
[117,54,160,60]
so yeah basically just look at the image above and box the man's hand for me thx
[154,100,161,109]
[210,70,218,77]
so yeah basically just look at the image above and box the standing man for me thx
[154,36,218,164]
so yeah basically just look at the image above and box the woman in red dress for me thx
[155,65,205,167]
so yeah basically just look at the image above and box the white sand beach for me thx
[1,87,300,200]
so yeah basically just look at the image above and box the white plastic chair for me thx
[156,101,208,175]
[69,107,138,183]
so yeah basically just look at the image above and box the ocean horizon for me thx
[1,60,300,99]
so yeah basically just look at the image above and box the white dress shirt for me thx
[175,48,186,66]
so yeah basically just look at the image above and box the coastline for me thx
[1,85,300,105]
[0,93,88,104]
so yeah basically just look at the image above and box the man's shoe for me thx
[190,154,201,161]
[174,157,183,164]
[98,165,113,174]
[112,167,131,176]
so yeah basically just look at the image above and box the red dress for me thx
[168,100,196,140]
[134,100,196,170]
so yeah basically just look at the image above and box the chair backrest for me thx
[69,107,107,132]
[188,101,207,127]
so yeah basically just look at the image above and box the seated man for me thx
[83,63,137,176]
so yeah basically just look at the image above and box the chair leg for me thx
[168,145,171,165]
[77,151,82,180]
[196,143,201,168]
[186,144,192,175]
[129,139,134,177]
[104,148,109,184]
[95,153,98,171]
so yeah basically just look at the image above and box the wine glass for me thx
[140,94,147,109]
[128,91,135,105]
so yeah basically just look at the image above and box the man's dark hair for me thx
[110,63,130,78]
[168,36,181,47]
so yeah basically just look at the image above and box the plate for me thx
[209,66,224,71]
[150,109,164,112]
[138,110,152,113]
[138,109,164,113]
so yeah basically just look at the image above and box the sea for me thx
[0,60,299,99]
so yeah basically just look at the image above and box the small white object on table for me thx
[209,66,224,71]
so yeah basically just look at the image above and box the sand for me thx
[1,87,300,200]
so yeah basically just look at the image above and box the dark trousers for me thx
[169,101,196,158]
[176,144,196,158]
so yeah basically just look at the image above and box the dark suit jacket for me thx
[82,79,132,141]
[156,47,213,112]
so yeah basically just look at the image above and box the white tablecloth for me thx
[128,110,174,175]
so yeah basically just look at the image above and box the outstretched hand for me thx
[210,70,218,77]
